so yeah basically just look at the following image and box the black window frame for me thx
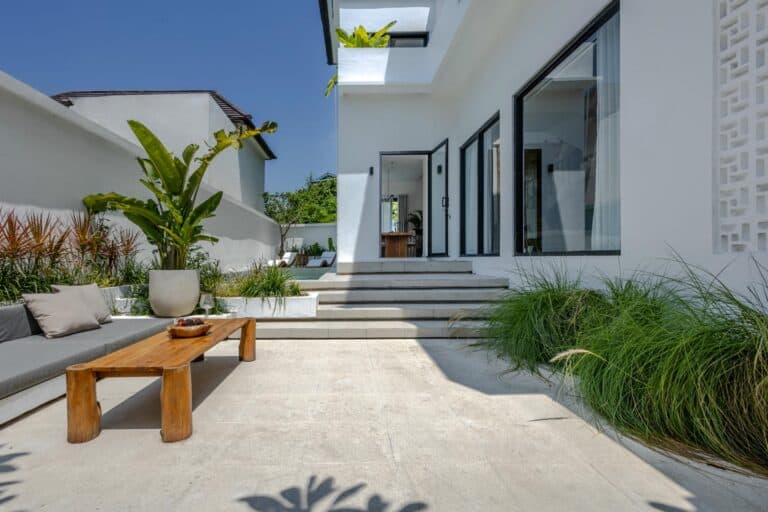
[513,0,620,257]
[460,112,501,257]
[387,31,429,48]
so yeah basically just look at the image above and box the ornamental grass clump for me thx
[239,264,302,300]
[480,266,605,373]
[559,265,768,476]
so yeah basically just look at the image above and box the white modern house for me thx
[321,0,768,291]
[0,73,281,268]
[51,90,275,212]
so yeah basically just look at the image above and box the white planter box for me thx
[218,293,318,319]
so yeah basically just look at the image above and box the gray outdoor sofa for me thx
[0,304,170,424]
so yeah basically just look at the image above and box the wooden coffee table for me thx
[66,318,255,444]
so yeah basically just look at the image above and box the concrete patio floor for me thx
[1,339,767,511]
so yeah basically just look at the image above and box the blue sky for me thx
[0,0,336,192]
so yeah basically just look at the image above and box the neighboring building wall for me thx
[206,96,267,211]
[285,223,337,252]
[335,0,766,291]
[66,93,268,212]
[0,72,279,270]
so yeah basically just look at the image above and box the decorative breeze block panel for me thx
[716,0,768,252]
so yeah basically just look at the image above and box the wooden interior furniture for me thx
[381,232,411,257]
[66,317,255,444]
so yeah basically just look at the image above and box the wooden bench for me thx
[66,318,255,443]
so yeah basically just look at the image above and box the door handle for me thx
[441,197,449,208]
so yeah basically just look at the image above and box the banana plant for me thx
[83,119,277,270]
[325,20,397,96]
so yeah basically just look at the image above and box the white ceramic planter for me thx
[220,293,318,319]
[148,269,200,317]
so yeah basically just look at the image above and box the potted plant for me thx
[83,119,277,317]
[217,264,318,318]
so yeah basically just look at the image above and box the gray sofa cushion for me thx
[52,284,113,324]
[0,318,171,400]
[69,318,171,352]
[0,304,41,343]
[22,291,101,339]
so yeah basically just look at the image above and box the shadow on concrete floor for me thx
[100,355,240,430]
[419,339,768,512]
[0,444,28,507]
[239,475,428,512]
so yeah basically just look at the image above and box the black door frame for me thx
[379,140,450,258]
[460,112,501,257]
[428,139,449,257]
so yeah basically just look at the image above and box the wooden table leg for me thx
[67,366,101,443]
[239,318,256,362]
[160,365,192,442]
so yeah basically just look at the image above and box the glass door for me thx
[428,140,449,256]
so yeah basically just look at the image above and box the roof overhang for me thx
[51,89,277,160]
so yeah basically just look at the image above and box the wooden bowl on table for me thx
[167,323,213,338]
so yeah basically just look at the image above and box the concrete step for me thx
[252,303,490,321]
[336,260,473,275]
[317,287,507,304]
[296,274,508,291]
[253,319,487,339]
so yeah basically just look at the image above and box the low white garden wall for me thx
[285,223,337,251]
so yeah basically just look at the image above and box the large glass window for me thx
[515,5,620,255]
[461,114,501,256]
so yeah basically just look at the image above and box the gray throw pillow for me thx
[22,291,100,339]
[52,284,112,324]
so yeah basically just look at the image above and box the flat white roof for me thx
[340,6,431,32]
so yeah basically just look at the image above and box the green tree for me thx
[263,191,303,256]
[295,174,336,223]
[263,174,337,255]
[325,21,397,96]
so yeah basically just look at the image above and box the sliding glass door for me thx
[428,140,449,256]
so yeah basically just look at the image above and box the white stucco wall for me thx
[0,72,279,270]
[335,0,765,292]
[66,92,268,212]
[285,223,337,252]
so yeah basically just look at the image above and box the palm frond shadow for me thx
[0,444,28,507]
[239,475,427,512]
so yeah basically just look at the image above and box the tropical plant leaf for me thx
[371,20,397,43]
[136,158,159,180]
[182,143,199,166]
[325,73,339,97]
[335,27,352,45]
[184,192,223,231]
[127,120,183,195]
[353,25,369,46]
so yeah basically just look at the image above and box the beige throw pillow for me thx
[22,291,100,339]
[52,284,112,324]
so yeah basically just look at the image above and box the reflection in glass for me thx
[463,140,479,255]
[520,12,620,254]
